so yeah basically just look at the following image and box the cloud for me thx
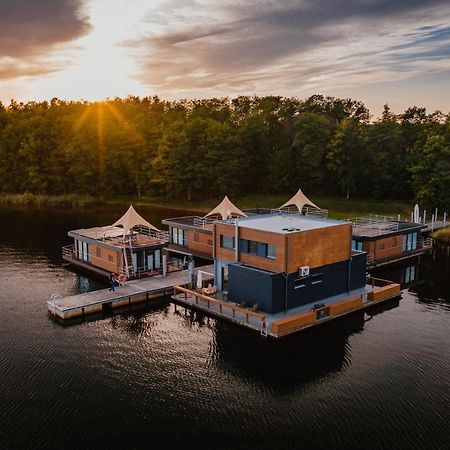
[128,0,450,99]
[0,0,90,79]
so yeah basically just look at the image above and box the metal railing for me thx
[274,205,329,218]
[62,244,75,258]
[192,216,219,228]
[349,215,400,234]
[173,285,268,334]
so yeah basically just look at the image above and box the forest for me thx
[0,95,449,209]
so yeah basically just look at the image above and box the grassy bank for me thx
[433,228,450,242]
[0,193,101,207]
[0,192,413,219]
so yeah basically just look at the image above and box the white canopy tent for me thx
[279,189,320,212]
[204,196,247,220]
[112,205,159,235]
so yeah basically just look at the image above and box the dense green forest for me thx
[0,95,449,209]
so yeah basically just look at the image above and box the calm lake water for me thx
[0,205,448,449]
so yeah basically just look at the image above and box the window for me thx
[267,244,276,259]
[240,238,276,259]
[220,235,235,250]
[311,274,322,284]
[256,242,267,257]
[171,227,187,246]
[108,255,114,262]
[404,232,418,252]
[96,247,101,258]
[154,249,161,269]
[240,239,249,253]
[352,239,363,251]
[194,233,199,242]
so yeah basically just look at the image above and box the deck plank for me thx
[48,264,214,314]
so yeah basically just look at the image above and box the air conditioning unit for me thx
[299,266,310,277]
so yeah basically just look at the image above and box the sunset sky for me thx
[1,0,450,116]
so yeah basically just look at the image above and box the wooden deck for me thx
[172,278,401,338]
[48,265,214,319]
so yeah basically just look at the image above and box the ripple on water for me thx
[0,206,449,449]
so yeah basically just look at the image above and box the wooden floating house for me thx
[351,216,430,268]
[63,205,169,279]
[170,191,401,337]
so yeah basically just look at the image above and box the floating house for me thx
[63,206,169,278]
[162,196,247,263]
[172,191,401,337]
[351,217,429,268]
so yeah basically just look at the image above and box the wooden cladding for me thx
[90,245,121,272]
[368,283,401,302]
[187,229,213,257]
[328,296,362,315]
[215,223,285,272]
[287,223,351,272]
[270,311,316,336]
[214,222,351,274]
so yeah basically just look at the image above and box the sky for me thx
[1,0,450,117]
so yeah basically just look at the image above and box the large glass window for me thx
[155,249,161,269]
[404,232,418,251]
[171,227,187,246]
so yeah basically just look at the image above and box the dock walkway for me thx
[48,265,214,319]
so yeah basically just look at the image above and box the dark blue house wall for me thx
[228,264,285,314]
[227,252,367,314]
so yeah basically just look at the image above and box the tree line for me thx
[0,95,449,209]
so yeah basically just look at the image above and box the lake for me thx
[0,205,448,449]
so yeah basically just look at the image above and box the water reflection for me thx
[374,255,450,309]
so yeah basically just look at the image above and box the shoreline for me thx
[0,192,412,219]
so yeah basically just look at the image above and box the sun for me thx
[24,0,150,102]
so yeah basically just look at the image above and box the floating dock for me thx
[172,277,401,338]
[48,265,214,319]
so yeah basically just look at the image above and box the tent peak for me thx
[204,196,247,220]
[112,204,159,235]
[280,189,320,212]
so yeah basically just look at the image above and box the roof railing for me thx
[271,205,329,218]
[349,215,400,233]
[192,216,220,228]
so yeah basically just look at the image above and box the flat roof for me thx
[352,221,425,238]
[162,216,213,231]
[69,226,125,240]
[233,213,345,234]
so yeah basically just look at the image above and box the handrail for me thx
[173,285,267,322]
[368,276,396,287]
